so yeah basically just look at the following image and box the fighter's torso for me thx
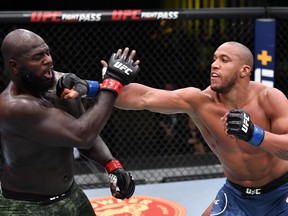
[188,82,288,187]
[0,71,84,195]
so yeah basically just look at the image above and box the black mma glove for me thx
[101,51,140,96]
[226,109,265,146]
[56,73,100,98]
[105,159,135,199]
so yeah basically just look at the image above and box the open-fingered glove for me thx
[226,109,265,146]
[56,73,88,98]
[101,50,140,96]
[105,159,135,199]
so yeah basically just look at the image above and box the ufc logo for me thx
[245,188,261,195]
[112,10,141,20]
[113,62,132,75]
[241,113,250,133]
[31,11,62,22]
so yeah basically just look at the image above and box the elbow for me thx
[76,137,95,150]
[73,140,94,150]
[78,143,94,150]
[74,125,99,149]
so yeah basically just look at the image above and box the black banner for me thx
[0,8,268,23]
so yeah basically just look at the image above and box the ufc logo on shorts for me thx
[241,113,250,133]
[245,188,261,195]
[113,62,132,75]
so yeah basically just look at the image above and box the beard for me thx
[211,75,237,94]
[20,67,56,96]
[211,83,234,94]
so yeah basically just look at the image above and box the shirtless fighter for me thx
[61,41,288,215]
[0,28,139,215]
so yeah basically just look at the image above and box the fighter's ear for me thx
[8,59,19,75]
[240,64,251,78]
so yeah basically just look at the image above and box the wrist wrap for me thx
[105,159,123,173]
[101,79,123,96]
[86,80,100,98]
[249,125,265,146]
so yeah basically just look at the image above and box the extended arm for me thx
[115,83,198,114]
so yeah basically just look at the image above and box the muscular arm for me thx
[258,88,288,160]
[49,74,115,165]
[226,87,288,160]
[1,88,116,149]
[115,83,198,114]
[1,47,140,149]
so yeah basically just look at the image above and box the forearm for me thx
[115,83,148,110]
[75,93,116,148]
[80,82,145,110]
[259,132,288,160]
[78,136,114,166]
[79,135,135,199]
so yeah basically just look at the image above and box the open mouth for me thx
[43,68,53,79]
[210,72,220,81]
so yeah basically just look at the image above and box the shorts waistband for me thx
[228,172,288,196]
[1,181,74,205]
